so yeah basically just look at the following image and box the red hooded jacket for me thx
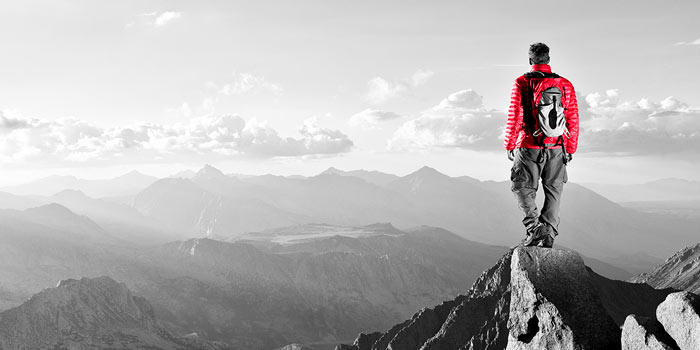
[504,64,579,154]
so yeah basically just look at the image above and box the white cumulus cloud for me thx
[367,69,434,104]
[349,109,404,129]
[0,112,353,165]
[389,89,504,151]
[389,87,700,158]
[580,91,700,155]
[217,73,283,96]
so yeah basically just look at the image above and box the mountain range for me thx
[2,164,698,274]
[0,206,514,349]
[0,165,699,348]
[0,170,158,197]
[128,165,696,273]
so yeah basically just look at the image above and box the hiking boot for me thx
[520,223,547,247]
[538,232,555,248]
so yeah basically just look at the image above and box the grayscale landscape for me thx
[0,1,699,349]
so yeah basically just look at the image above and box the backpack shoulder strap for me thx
[524,71,560,79]
[520,74,536,135]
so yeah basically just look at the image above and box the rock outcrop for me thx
[656,292,700,350]
[506,247,620,349]
[337,246,680,350]
[621,315,679,350]
[632,242,700,294]
[0,276,225,350]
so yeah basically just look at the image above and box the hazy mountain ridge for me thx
[582,178,700,203]
[49,189,179,245]
[621,199,700,221]
[0,170,158,197]
[320,167,400,186]
[1,164,694,274]
[0,214,510,349]
[126,165,700,274]
[134,177,311,238]
[134,225,508,348]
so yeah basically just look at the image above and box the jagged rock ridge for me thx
[337,246,683,350]
[632,242,700,294]
[0,276,225,350]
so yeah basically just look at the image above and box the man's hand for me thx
[565,153,573,164]
[507,150,515,161]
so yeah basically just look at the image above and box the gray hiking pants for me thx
[510,147,568,236]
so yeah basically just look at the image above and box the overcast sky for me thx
[0,0,699,185]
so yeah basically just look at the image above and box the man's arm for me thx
[504,78,524,154]
[563,80,579,154]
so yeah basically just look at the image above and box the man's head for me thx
[528,42,550,65]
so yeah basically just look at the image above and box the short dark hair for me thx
[529,43,550,65]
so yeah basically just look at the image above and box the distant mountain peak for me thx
[321,167,344,175]
[409,166,448,178]
[393,166,452,193]
[52,189,89,199]
[196,164,226,178]
[25,202,76,216]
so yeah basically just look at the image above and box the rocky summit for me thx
[507,247,620,349]
[0,276,226,350]
[337,246,699,350]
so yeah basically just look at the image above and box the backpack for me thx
[523,71,570,140]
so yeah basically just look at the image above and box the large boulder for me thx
[621,315,679,350]
[656,291,700,350]
[506,247,620,350]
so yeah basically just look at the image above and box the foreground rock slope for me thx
[632,242,700,294]
[0,276,225,350]
[337,246,687,350]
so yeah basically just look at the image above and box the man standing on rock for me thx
[504,43,579,248]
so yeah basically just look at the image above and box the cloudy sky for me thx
[0,0,699,184]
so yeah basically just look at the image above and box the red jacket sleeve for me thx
[504,78,523,151]
[563,80,579,154]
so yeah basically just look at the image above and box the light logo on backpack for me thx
[533,86,568,138]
